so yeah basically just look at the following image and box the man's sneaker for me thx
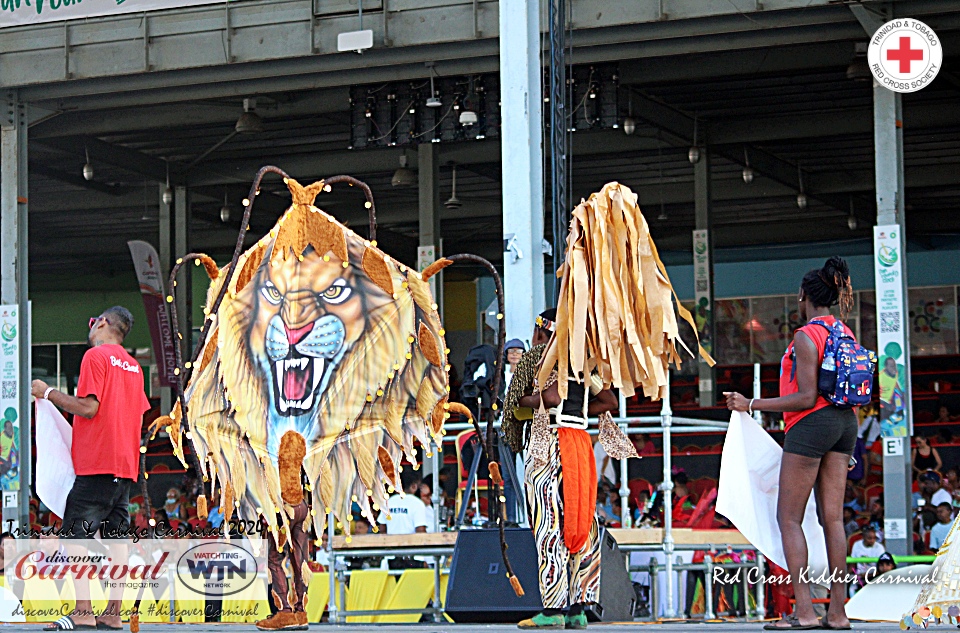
[565,613,588,630]
[518,613,566,629]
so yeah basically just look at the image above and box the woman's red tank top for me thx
[779,315,854,434]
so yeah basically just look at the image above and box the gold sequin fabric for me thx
[528,371,558,470]
[598,412,639,460]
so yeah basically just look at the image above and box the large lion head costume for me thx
[169,177,449,540]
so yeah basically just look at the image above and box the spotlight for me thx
[688,146,701,164]
[82,147,93,181]
[391,155,417,187]
[622,117,636,136]
[235,98,263,134]
[846,43,871,82]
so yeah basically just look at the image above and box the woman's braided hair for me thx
[801,256,854,319]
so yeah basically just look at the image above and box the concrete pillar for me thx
[1,92,30,530]
[417,145,442,310]
[694,149,715,407]
[874,85,912,556]
[158,184,173,415]
[499,0,545,338]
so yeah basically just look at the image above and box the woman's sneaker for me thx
[518,613,566,629]
[565,613,588,629]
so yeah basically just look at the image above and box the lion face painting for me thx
[170,176,449,541]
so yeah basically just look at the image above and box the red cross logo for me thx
[886,36,924,73]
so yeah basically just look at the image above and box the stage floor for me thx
[0,623,895,631]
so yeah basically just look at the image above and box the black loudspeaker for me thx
[585,528,636,622]
[445,527,636,623]
[445,527,543,623]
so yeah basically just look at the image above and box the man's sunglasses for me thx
[89,316,110,329]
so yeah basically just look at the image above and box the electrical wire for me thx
[410,102,456,139]
[367,100,415,142]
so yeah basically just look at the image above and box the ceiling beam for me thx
[29,162,129,196]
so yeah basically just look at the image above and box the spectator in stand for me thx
[670,470,696,524]
[916,470,952,508]
[912,434,942,477]
[164,487,185,521]
[850,524,885,578]
[596,483,621,525]
[857,404,881,449]
[937,406,958,424]
[843,507,859,538]
[944,468,960,506]
[875,552,896,576]
[419,482,436,533]
[929,502,954,551]
[206,494,225,530]
[843,481,864,513]
[503,339,525,392]
[594,435,617,486]
[633,433,656,456]
[868,494,884,527]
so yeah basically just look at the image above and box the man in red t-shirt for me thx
[31,306,150,631]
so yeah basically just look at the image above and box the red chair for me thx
[864,483,883,506]
[628,478,652,504]
[455,430,489,517]
[691,477,718,500]
[848,532,863,554]
[685,488,718,528]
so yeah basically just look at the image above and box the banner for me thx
[127,241,177,388]
[873,225,910,437]
[692,229,713,356]
[0,0,223,30]
[0,306,20,492]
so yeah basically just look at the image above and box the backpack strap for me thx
[789,319,834,383]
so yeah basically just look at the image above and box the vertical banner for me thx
[692,230,713,356]
[127,241,177,387]
[874,225,909,437]
[418,244,438,298]
[0,305,20,492]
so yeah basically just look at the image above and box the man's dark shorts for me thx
[783,406,858,459]
[61,474,133,539]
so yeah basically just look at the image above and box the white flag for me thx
[35,400,75,518]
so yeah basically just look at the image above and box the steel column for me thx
[158,184,173,415]
[1,92,30,530]
[661,379,676,618]
[418,144,441,301]
[874,84,913,557]
[547,0,568,299]
[174,186,190,351]
[694,149,715,408]
[499,0,545,338]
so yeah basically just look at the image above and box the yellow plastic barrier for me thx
[304,572,349,623]
[345,570,393,623]
[373,569,435,623]
[22,577,76,623]
[220,575,270,623]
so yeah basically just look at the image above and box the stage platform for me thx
[33,622,890,631]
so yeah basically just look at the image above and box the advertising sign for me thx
[874,225,909,437]
[692,229,713,357]
[0,305,20,492]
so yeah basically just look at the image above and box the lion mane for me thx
[172,177,448,541]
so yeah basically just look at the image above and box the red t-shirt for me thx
[779,316,855,434]
[74,344,151,480]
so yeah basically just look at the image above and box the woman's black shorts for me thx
[783,406,858,458]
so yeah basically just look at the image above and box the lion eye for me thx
[321,279,351,305]
[261,283,282,305]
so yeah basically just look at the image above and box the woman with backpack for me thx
[725,256,873,631]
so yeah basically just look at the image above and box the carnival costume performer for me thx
[504,182,711,630]
[151,170,451,630]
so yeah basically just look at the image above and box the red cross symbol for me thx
[887,36,924,73]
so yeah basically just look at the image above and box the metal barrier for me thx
[327,546,454,623]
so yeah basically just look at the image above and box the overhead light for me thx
[688,114,701,164]
[162,161,173,205]
[391,155,417,187]
[658,208,668,221]
[742,147,753,184]
[82,147,93,181]
[622,116,636,136]
[847,197,858,230]
[459,110,478,126]
[235,98,263,134]
[846,42,871,82]
[220,190,231,223]
[445,164,462,210]
[426,72,442,108]
[796,163,806,210]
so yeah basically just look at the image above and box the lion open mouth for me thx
[272,354,327,415]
